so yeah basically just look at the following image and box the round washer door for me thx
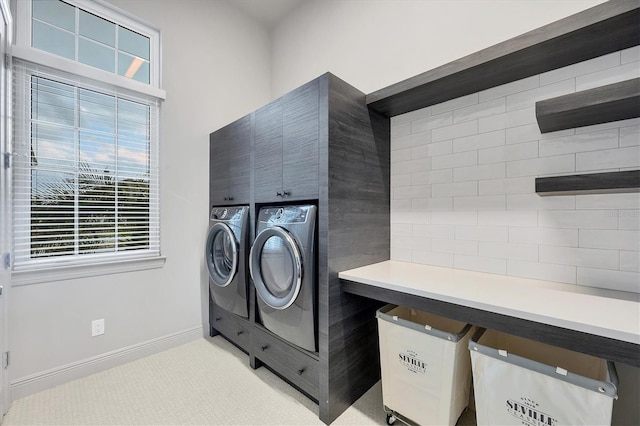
[205,222,238,287]
[250,226,302,310]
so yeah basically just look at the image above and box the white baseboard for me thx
[10,325,203,401]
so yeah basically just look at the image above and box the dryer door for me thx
[206,222,238,287]
[250,226,302,310]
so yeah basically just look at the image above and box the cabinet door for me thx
[254,100,283,203]
[227,115,251,204]
[282,79,319,200]
[209,129,230,207]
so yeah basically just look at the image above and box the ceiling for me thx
[228,0,306,28]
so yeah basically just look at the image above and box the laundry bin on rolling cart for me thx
[469,328,618,426]
[376,304,475,426]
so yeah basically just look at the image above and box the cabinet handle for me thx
[261,345,269,351]
[283,191,290,196]
[215,316,222,321]
[297,367,305,375]
[228,196,234,201]
[276,192,283,197]
[237,330,244,336]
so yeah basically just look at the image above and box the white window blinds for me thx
[12,60,160,270]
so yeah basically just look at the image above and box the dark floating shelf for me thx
[536,170,640,195]
[536,78,640,133]
[366,0,640,117]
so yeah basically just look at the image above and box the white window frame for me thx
[10,0,165,285]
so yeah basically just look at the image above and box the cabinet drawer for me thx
[210,303,251,353]
[252,325,319,400]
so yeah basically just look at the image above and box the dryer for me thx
[206,206,250,318]
[250,205,317,352]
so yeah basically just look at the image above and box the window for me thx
[11,0,164,277]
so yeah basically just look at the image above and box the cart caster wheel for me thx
[386,413,396,425]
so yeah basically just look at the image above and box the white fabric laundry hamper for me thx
[469,328,618,426]
[376,304,474,426]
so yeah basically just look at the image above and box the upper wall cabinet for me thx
[209,114,251,206]
[254,79,319,203]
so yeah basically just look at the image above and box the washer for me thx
[205,206,250,318]
[250,205,317,352]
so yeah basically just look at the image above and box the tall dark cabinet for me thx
[209,72,390,424]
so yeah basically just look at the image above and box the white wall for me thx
[271,0,607,98]
[10,0,271,397]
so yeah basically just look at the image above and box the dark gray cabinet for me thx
[254,79,319,203]
[209,73,390,425]
[209,114,251,206]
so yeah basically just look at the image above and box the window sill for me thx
[11,256,166,286]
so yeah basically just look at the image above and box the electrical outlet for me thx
[91,319,105,337]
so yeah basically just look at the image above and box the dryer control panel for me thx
[259,206,312,224]
[211,206,245,221]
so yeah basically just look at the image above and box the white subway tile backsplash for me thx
[507,193,575,211]
[412,250,454,268]
[540,245,618,269]
[577,267,640,293]
[454,195,506,211]
[411,145,429,159]
[432,238,478,256]
[577,146,640,171]
[391,147,412,163]
[426,197,454,211]
[580,229,640,251]
[432,120,478,143]
[411,111,453,134]
[621,45,640,64]
[620,251,640,272]
[454,98,505,124]
[479,75,539,102]
[454,163,505,182]
[390,48,639,294]
[393,131,431,150]
[455,225,508,242]
[432,150,477,170]
[479,107,536,133]
[576,61,640,91]
[506,79,575,111]
[426,140,453,157]
[453,130,505,153]
[507,260,576,284]
[539,52,620,86]
[538,210,617,229]
[619,211,640,230]
[477,211,538,227]
[432,93,478,115]
[454,254,507,275]
[391,223,413,236]
[391,121,411,139]
[539,129,619,157]
[432,181,477,198]
[575,193,640,210]
[414,224,455,239]
[620,125,640,147]
[431,211,478,226]
[506,154,575,178]
[505,124,541,145]
[478,177,534,195]
[509,227,578,247]
[479,241,538,261]
[391,173,411,188]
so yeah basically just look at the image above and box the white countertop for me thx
[339,260,640,345]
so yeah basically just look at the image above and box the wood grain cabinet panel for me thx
[209,115,251,206]
[254,101,284,203]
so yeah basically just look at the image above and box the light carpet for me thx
[3,336,476,425]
